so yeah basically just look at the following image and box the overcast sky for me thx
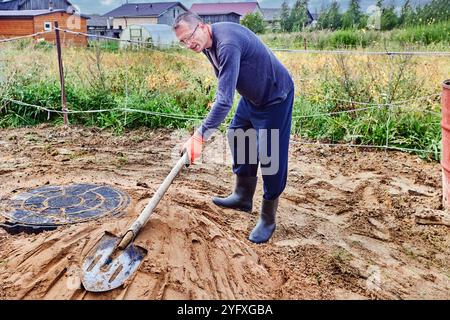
[69,0,433,15]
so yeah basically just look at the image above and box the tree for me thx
[415,0,450,25]
[381,5,398,30]
[327,1,342,30]
[399,0,415,26]
[376,0,383,9]
[241,12,266,34]
[317,6,329,29]
[290,0,309,32]
[280,1,293,32]
[367,0,382,30]
[373,0,398,31]
[342,0,361,29]
[317,1,341,30]
[358,14,368,29]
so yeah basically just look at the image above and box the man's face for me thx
[175,21,209,53]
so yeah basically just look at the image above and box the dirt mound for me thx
[0,125,449,299]
[0,204,272,299]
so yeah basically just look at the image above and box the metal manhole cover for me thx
[1,184,130,227]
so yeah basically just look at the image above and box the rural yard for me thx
[0,0,449,303]
[0,125,449,300]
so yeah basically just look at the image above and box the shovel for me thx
[81,152,189,292]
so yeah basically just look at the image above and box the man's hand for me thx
[181,132,204,164]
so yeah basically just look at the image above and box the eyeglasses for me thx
[179,24,199,48]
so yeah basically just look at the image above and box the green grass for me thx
[262,21,450,50]
[1,82,208,134]
[0,37,445,161]
[291,95,441,160]
[88,40,120,52]
[392,22,450,46]
[1,76,441,160]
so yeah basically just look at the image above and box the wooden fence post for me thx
[54,21,69,126]
[441,79,450,211]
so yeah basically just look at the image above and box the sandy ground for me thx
[0,124,449,300]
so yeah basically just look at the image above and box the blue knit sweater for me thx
[198,22,294,139]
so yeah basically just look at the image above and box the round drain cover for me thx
[1,184,130,227]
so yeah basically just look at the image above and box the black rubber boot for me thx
[212,176,257,212]
[248,198,279,244]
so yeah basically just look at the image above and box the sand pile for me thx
[0,125,448,299]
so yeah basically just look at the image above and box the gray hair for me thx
[173,11,205,30]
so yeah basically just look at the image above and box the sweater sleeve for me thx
[197,44,241,140]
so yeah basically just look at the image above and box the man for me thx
[173,12,294,244]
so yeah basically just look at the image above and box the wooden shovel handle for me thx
[118,152,190,249]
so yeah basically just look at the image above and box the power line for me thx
[332,94,441,106]
[0,31,53,44]
[54,28,208,65]
[272,48,450,57]
[1,97,205,121]
[292,93,441,119]
[2,29,449,58]
[3,93,440,122]
[291,140,435,154]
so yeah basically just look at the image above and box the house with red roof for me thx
[190,1,262,23]
[0,9,88,46]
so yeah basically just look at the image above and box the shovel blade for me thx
[81,232,147,292]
